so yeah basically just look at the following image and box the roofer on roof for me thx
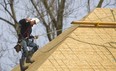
[14,18,40,71]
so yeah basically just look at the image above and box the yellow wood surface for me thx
[12,8,116,71]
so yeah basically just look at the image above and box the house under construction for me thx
[12,8,116,71]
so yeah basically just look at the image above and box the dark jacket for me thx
[19,19,33,38]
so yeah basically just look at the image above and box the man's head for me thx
[30,18,40,25]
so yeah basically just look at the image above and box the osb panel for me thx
[84,8,116,22]
[36,8,116,71]
[37,27,116,71]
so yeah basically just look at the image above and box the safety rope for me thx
[38,25,78,53]
[1,26,73,51]
[36,26,72,37]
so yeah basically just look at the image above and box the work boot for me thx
[26,59,34,63]
[26,55,34,63]
[20,59,28,71]
[20,66,28,71]
[33,46,38,52]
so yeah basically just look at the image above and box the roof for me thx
[12,8,116,71]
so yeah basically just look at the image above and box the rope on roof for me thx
[36,26,72,37]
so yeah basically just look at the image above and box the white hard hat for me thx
[31,18,40,24]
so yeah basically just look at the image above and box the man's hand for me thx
[25,37,29,39]
[34,36,38,39]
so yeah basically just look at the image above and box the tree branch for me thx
[0,17,14,27]
[9,0,18,24]
[30,0,47,27]
[31,0,52,41]
[3,0,13,18]
[42,0,57,27]
[97,0,104,8]
[87,0,90,13]
[56,0,66,35]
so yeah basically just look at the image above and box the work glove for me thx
[34,36,38,39]
[25,37,29,40]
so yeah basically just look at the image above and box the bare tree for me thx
[0,0,19,36]
[0,0,76,41]
[29,0,77,41]
[0,0,116,71]
[0,0,20,70]
[30,0,67,41]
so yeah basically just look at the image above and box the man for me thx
[18,18,39,71]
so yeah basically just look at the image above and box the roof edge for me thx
[12,25,78,71]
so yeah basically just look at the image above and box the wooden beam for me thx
[71,21,116,26]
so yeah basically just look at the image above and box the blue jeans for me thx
[20,38,38,68]
[21,39,38,57]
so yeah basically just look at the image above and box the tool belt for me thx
[14,37,23,53]
[14,43,22,53]
[14,38,30,53]
[14,34,35,53]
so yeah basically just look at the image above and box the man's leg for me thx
[20,40,28,70]
[26,40,38,63]
[28,40,38,53]
[20,52,28,71]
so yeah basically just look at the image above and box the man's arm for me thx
[29,35,39,39]
[26,18,32,23]
[19,18,31,25]
[19,19,26,25]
